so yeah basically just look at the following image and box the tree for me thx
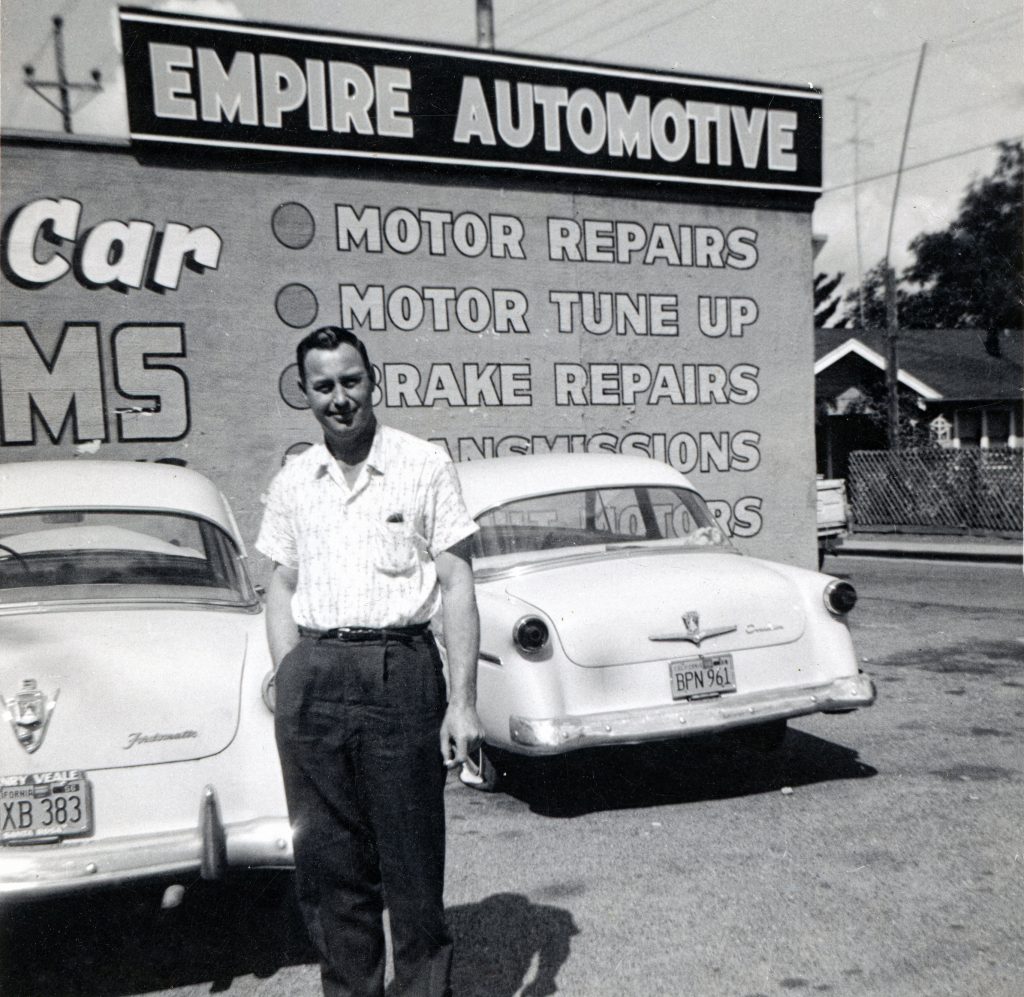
[842,140,1023,334]
[841,380,935,449]
[839,261,889,329]
[902,140,1022,332]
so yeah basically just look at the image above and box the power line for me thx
[825,91,1020,152]
[510,0,552,20]
[507,0,620,49]
[500,0,595,47]
[939,7,1019,38]
[823,138,1020,193]
[825,30,1017,97]
[763,8,1018,86]
[943,19,1022,50]
[825,51,919,89]
[771,46,920,77]
[582,0,721,59]
[562,0,679,51]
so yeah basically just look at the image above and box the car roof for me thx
[0,460,240,538]
[454,453,695,517]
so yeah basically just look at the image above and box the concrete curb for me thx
[835,538,1022,564]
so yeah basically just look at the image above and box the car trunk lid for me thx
[1,607,251,771]
[498,550,805,666]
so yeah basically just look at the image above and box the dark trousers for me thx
[274,632,453,997]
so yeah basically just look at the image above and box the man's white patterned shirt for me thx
[255,425,478,629]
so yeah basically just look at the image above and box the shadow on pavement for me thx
[2,880,578,997]
[440,893,578,997]
[0,870,315,996]
[495,728,878,818]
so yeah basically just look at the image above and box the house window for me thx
[929,414,952,445]
[984,409,1010,447]
[955,411,981,447]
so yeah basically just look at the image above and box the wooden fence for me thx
[849,447,1023,533]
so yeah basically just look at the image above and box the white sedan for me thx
[451,453,875,790]
[0,460,290,902]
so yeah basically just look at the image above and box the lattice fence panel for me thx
[849,448,1023,532]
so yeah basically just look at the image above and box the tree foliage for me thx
[839,140,1023,333]
[838,261,890,330]
[841,380,935,449]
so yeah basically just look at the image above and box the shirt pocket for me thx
[373,517,423,576]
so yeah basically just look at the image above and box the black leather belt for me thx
[298,623,431,642]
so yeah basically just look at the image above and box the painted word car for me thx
[453,453,874,789]
[0,460,290,901]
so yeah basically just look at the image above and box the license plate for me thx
[1,770,93,843]
[669,654,736,700]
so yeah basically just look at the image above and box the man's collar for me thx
[311,424,387,478]
[364,422,388,475]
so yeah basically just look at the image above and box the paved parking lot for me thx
[3,554,1021,997]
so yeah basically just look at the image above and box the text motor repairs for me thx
[256,325,484,997]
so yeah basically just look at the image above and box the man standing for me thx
[257,325,483,997]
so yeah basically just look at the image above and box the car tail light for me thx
[824,579,857,615]
[513,616,549,654]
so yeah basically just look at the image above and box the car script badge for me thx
[649,610,737,646]
[2,679,59,754]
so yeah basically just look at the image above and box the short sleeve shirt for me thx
[255,425,478,629]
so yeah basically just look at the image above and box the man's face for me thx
[300,344,375,452]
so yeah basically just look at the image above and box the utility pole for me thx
[23,15,102,135]
[845,95,871,326]
[476,0,495,49]
[883,42,927,450]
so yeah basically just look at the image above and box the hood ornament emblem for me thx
[649,610,737,646]
[2,679,59,754]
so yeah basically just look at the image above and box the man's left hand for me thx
[440,702,485,768]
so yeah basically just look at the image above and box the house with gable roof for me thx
[814,327,1023,479]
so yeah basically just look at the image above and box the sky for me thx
[2,0,1021,315]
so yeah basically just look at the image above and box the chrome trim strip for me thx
[474,543,739,583]
[0,599,261,617]
[649,625,738,645]
[507,673,876,753]
[0,817,293,901]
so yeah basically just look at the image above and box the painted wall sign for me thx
[118,8,822,198]
[0,137,819,571]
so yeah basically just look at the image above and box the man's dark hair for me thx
[296,326,373,384]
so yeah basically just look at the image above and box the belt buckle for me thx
[337,626,375,640]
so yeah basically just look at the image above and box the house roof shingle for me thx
[815,328,1022,401]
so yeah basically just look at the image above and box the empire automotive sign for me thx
[119,8,822,197]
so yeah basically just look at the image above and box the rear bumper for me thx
[508,672,876,754]
[0,786,292,902]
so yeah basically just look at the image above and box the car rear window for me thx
[473,485,731,559]
[0,510,256,608]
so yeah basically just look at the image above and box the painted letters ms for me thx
[0,323,190,446]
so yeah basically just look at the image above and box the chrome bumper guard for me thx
[509,672,876,753]
[0,784,293,901]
